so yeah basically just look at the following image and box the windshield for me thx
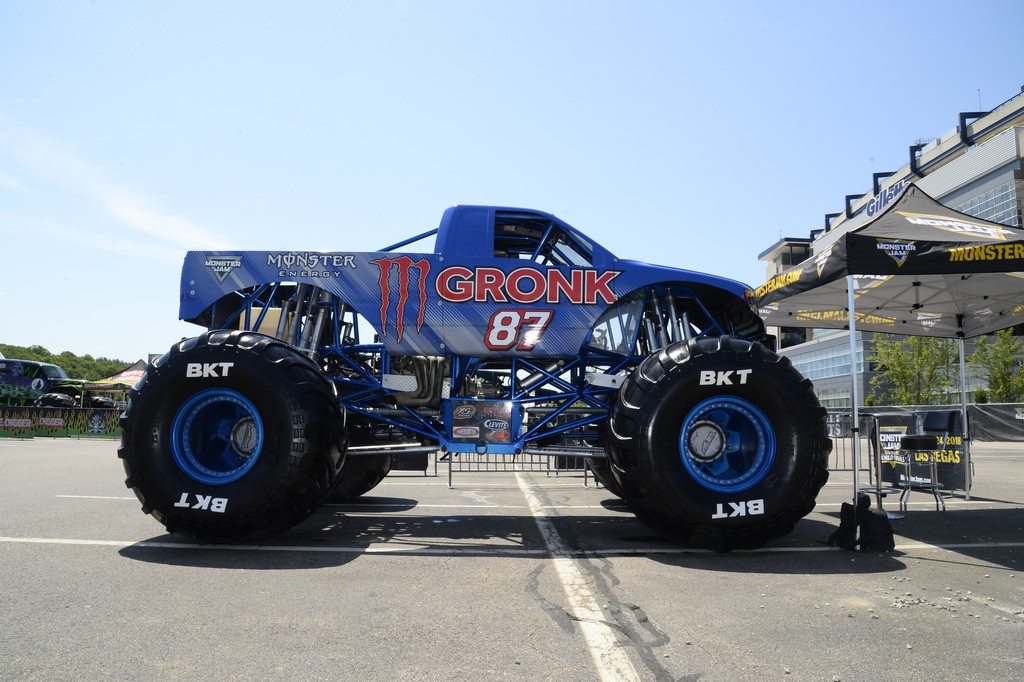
[41,365,68,380]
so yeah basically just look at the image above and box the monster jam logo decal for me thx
[370,256,431,342]
[875,239,916,267]
[814,247,832,277]
[204,256,243,283]
[877,425,909,464]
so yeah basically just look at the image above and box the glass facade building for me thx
[954,179,1019,227]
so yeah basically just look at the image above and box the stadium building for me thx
[759,87,1024,408]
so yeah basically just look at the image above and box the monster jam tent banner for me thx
[755,184,1024,338]
[754,183,1024,502]
[865,410,967,491]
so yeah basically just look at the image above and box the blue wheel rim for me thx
[678,396,775,493]
[170,388,264,485]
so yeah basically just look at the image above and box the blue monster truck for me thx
[119,206,830,550]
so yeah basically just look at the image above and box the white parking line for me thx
[0,536,543,555]
[57,495,1015,511]
[380,482,595,489]
[515,473,639,682]
[3,535,1023,557]
[57,495,136,500]
[54,496,612,509]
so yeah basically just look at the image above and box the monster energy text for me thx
[267,252,357,278]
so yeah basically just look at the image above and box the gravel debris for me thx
[892,597,926,608]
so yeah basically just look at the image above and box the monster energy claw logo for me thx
[370,256,431,343]
[204,256,243,283]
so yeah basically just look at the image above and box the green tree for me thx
[968,329,1024,403]
[0,343,134,381]
[869,335,957,406]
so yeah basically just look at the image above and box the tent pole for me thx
[847,275,861,509]
[959,337,972,500]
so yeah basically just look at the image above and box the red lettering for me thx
[474,267,508,303]
[547,269,584,304]
[434,266,620,305]
[506,268,546,304]
[436,266,473,302]
[584,270,619,304]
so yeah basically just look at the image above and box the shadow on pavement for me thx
[884,506,1024,570]
[120,501,903,575]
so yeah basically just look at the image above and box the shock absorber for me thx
[286,284,309,345]
[300,290,333,356]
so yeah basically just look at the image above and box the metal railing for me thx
[438,450,594,488]
[826,411,871,472]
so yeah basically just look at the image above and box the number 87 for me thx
[484,309,554,351]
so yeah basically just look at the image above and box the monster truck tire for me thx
[118,330,345,542]
[586,458,623,498]
[608,336,830,551]
[328,454,394,501]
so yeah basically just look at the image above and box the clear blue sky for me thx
[1,1,1022,362]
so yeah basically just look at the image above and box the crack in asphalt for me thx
[525,482,680,681]
[524,563,575,634]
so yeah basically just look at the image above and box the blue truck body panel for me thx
[180,206,752,359]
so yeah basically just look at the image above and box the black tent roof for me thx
[754,184,1024,338]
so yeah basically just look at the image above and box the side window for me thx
[494,213,548,259]
[542,231,593,267]
[493,212,593,266]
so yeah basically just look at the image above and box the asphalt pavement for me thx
[1,438,1023,680]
